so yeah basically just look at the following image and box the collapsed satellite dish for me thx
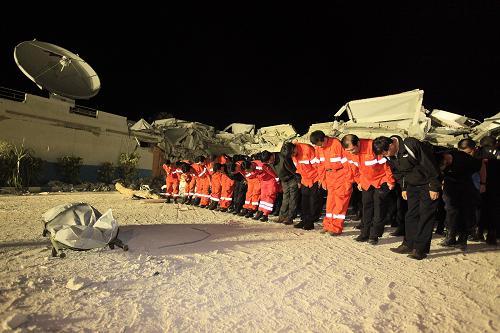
[14,40,100,100]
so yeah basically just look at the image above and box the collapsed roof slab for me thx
[334,89,429,139]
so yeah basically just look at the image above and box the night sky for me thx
[1,2,499,134]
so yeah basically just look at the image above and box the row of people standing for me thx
[162,132,498,261]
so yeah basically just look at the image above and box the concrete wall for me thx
[0,93,153,182]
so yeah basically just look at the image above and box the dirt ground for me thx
[0,192,498,332]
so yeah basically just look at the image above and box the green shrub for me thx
[118,152,140,183]
[57,155,83,184]
[97,162,116,183]
[0,140,43,188]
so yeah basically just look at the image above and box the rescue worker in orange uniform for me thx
[219,163,236,212]
[161,160,180,203]
[252,152,280,222]
[291,142,321,230]
[310,130,354,235]
[342,134,395,244]
[238,159,261,218]
[207,154,230,210]
[191,156,211,207]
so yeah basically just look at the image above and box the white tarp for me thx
[42,203,118,250]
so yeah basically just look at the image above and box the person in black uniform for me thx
[436,149,484,250]
[373,136,441,260]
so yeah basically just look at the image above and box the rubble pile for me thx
[129,90,500,161]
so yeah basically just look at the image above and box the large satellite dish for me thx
[14,40,101,100]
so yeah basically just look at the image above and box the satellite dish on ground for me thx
[14,40,101,100]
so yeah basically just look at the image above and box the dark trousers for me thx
[279,178,299,219]
[485,192,500,240]
[232,180,247,212]
[360,184,391,239]
[394,184,407,230]
[313,187,327,222]
[300,182,321,227]
[442,180,478,236]
[383,189,397,226]
[271,192,283,215]
[350,185,363,220]
[404,185,439,253]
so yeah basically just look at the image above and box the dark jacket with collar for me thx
[270,152,301,183]
[386,136,441,192]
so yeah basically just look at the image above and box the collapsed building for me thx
[1,41,499,183]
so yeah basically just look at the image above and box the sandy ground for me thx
[0,192,498,333]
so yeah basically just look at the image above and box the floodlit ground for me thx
[0,192,499,332]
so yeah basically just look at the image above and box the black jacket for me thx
[270,153,300,183]
[386,136,441,192]
[443,150,482,183]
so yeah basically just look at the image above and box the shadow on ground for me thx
[117,222,305,255]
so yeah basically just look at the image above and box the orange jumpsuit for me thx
[241,161,261,211]
[162,164,180,198]
[192,163,211,206]
[254,160,280,216]
[292,143,319,187]
[315,137,353,234]
[208,155,229,204]
[344,139,395,191]
[344,139,395,238]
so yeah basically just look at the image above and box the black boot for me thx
[238,208,248,216]
[440,230,457,247]
[390,243,412,254]
[302,223,314,230]
[252,211,264,220]
[192,197,201,206]
[435,225,445,235]
[455,233,468,251]
[408,249,427,260]
[259,215,269,222]
[355,235,369,242]
[390,227,405,237]
[165,197,171,204]
[294,221,306,229]
[208,201,218,210]
[184,197,192,205]
[245,210,255,218]
[486,230,498,245]
[173,197,178,204]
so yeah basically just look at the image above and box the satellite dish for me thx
[14,40,101,100]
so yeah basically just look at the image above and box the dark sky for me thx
[1,2,499,134]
